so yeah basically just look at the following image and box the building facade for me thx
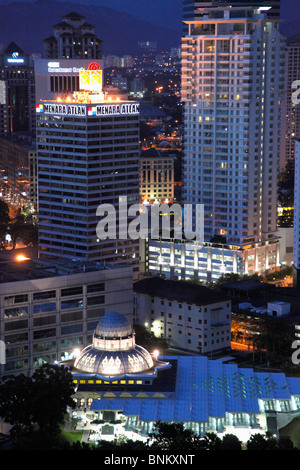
[280,38,300,171]
[0,134,37,208]
[134,277,231,355]
[36,97,140,269]
[180,3,285,277]
[142,236,280,283]
[43,12,102,60]
[293,139,300,289]
[0,42,36,135]
[139,149,175,205]
[0,259,133,378]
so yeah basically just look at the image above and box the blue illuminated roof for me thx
[90,356,300,422]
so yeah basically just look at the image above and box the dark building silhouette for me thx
[43,11,102,59]
[0,42,35,135]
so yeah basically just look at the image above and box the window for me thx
[61,286,83,297]
[61,299,83,310]
[33,303,56,314]
[87,282,105,293]
[4,306,28,318]
[87,295,105,306]
[33,290,56,301]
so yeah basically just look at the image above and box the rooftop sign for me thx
[36,102,139,117]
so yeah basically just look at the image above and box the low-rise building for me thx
[0,258,133,377]
[133,276,231,355]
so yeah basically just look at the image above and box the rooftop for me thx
[0,257,124,283]
[89,355,300,421]
[134,276,229,306]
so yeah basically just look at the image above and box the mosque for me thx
[61,311,300,444]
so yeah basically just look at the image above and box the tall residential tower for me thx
[144,2,285,283]
[181,3,285,274]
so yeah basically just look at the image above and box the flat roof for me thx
[134,276,229,306]
[0,257,126,283]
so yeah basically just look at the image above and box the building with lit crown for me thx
[36,61,140,271]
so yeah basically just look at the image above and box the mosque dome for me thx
[94,311,133,339]
[73,312,154,377]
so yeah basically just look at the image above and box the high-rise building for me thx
[183,0,280,23]
[36,73,140,271]
[43,11,102,60]
[180,3,285,276]
[0,42,36,135]
[0,133,37,208]
[280,37,300,171]
[293,138,300,289]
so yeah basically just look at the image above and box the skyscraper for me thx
[181,3,285,275]
[293,138,300,289]
[280,37,300,171]
[183,0,280,22]
[36,64,140,272]
[0,42,36,135]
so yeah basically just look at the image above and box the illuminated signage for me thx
[36,103,86,116]
[47,61,85,73]
[7,52,24,64]
[88,103,139,116]
[79,69,102,92]
[36,102,139,117]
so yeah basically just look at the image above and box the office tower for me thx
[180,3,285,276]
[0,42,35,135]
[0,134,37,209]
[36,68,140,270]
[293,139,300,289]
[43,11,102,60]
[280,37,300,171]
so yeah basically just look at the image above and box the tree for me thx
[9,210,26,249]
[0,199,10,249]
[148,421,203,451]
[0,373,34,435]
[221,433,242,450]
[134,324,169,353]
[0,364,76,440]
[30,363,76,435]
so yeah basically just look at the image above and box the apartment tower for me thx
[181,2,285,275]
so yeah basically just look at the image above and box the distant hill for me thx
[0,0,181,56]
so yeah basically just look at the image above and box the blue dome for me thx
[95,311,132,339]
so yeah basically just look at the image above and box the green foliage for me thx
[134,324,169,353]
[0,363,75,442]
[0,199,10,248]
